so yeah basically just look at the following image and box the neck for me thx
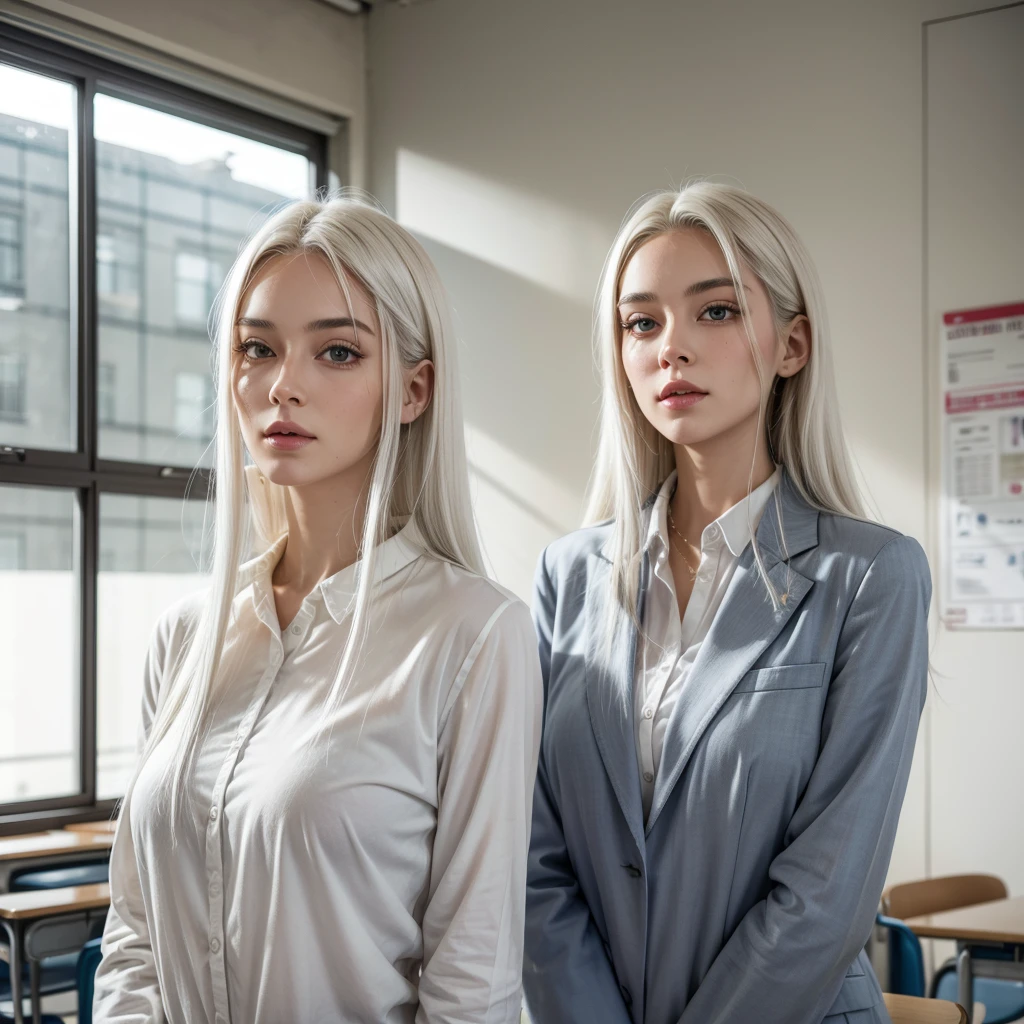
[272,462,373,594]
[670,421,775,540]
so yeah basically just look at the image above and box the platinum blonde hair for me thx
[586,181,865,620]
[129,193,483,831]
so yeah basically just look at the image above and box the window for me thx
[0,531,24,570]
[0,206,22,298]
[0,351,26,421]
[97,225,141,313]
[98,362,116,424]
[0,27,329,825]
[175,371,214,440]
[175,250,219,325]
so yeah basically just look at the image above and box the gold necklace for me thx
[666,505,700,578]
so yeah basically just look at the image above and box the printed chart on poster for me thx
[941,302,1024,629]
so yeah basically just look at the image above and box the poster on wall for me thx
[941,302,1024,629]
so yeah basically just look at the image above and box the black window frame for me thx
[0,24,331,832]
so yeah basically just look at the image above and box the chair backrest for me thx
[877,913,927,997]
[77,937,104,1024]
[882,875,1007,920]
[884,992,968,1024]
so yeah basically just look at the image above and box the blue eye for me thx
[321,345,359,365]
[238,340,273,359]
[701,304,739,322]
[622,317,658,335]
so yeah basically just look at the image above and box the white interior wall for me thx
[925,6,1024,893]
[367,0,1020,890]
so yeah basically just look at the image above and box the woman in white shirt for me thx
[523,182,930,1023]
[94,196,543,1024]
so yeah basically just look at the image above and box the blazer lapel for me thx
[584,552,647,853]
[645,474,820,835]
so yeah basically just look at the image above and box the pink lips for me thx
[263,420,316,451]
[658,379,708,410]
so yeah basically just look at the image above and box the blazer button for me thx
[620,984,632,1005]
[622,863,642,879]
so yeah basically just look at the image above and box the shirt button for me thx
[209,806,219,822]
[706,524,719,540]
[210,876,221,895]
[643,706,654,720]
[210,937,221,953]
[290,624,301,635]
[643,771,654,783]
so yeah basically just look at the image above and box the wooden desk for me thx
[0,831,112,862]
[64,820,117,836]
[883,992,968,1024]
[905,897,1024,1017]
[0,883,110,1024]
[905,896,1024,945]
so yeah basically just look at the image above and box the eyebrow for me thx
[235,316,375,335]
[617,278,750,307]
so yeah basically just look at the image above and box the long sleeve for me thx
[522,549,634,1024]
[93,613,172,1023]
[415,599,543,1024]
[678,535,931,1024]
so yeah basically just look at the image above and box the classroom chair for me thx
[76,938,103,1024]
[877,874,1024,1024]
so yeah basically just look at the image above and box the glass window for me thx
[174,370,214,440]
[0,63,76,451]
[175,250,221,325]
[0,532,23,569]
[0,205,22,297]
[98,361,116,424]
[0,485,79,803]
[97,224,141,314]
[97,493,207,799]
[94,93,310,470]
[0,351,26,421]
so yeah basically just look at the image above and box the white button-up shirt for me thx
[95,523,543,1024]
[635,470,780,819]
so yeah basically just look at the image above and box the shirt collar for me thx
[646,468,782,559]
[237,519,424,625]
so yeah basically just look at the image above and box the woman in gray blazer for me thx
[523,182,930,1024]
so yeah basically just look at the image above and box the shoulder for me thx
[415,557,535,643]
[815,512,931,593]
[147,587,207,669]
[536,520,613,591]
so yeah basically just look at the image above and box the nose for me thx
[267,357,307,407]
[658,323,695,368]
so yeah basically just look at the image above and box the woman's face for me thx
[232,251,430,491]
[617,228,808,454]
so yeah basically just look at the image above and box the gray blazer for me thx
[523,472,931,1024]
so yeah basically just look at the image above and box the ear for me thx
[400,359,435,425]
[777,314,811,378]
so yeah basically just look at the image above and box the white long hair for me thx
[131,193,483,830]
[586,181,866,620]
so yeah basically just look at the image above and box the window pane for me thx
[0,485,79,803]
[0,64,76,452]
[97,493,207,799]
[95,94,311,469]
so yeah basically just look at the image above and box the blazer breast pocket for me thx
[733,662,826,693]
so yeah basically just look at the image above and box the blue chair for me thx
[76,938,103,1024]
[9,862,109,891]
[878,874,1024,1024]
[1,858,109,1022]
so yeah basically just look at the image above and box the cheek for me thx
[621,338,656,390]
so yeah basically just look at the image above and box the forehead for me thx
[620,228,733,293]
[240,251,376,322]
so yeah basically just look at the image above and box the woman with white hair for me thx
[523,182,930,1024]
[94,195,542,1024]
